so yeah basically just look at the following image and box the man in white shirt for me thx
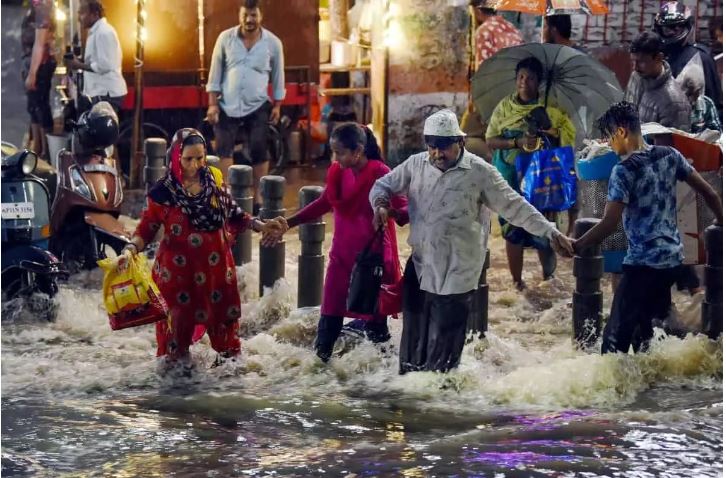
[65,0,127,113]
[370,109,574,374]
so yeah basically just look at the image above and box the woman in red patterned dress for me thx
[124,128,285,368]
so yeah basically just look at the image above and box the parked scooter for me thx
[1,145,67,320]
[49,101,130,272]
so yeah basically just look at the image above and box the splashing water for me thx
[1,232,721,477]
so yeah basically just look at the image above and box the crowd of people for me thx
[21,0,723,374]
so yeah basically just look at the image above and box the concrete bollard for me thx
[259,175,286,296]
[702,225,722,339]
[467,249,489,339]
[572,218,604,348]
[228,165,254,265]
[144,138,167,191]
[297,186,325,307]
[206,155,221,171]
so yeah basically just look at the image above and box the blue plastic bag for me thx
[515,146,577,212]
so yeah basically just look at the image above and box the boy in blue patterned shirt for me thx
[575,102,722,354]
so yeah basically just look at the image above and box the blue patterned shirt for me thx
[607,145,695,268]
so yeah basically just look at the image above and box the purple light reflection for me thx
[512,410,594,429]
[459,411,601,467]
[463,450,581,467]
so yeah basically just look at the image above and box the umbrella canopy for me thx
[490,0,608,15]
[471,43,623,143]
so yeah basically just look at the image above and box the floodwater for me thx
[2,228,722,477]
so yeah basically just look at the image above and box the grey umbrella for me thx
[471,43,624,143]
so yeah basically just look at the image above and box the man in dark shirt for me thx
[22,0,56,159]
[543,15,585,52]
[654,1,722,116]
[624,32,691,130]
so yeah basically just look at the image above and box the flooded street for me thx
[2,228,722,477]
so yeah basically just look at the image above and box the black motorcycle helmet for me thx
[74,101,119,153]
[654,1,693,47]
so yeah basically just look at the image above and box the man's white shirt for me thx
[83,17,127,98]
[370,150,558,295]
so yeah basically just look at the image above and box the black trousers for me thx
[24,59,56,129]
[399,259,473,374]
[675,264,700,291]
[316,314,389,350]
[601,264,681,354]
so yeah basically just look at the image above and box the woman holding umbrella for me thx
[485,56,576,291]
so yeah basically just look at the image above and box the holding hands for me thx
[259,216,288,247]
[550,230,575,258]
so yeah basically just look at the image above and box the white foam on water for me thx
[239,279,294,337]
[1,233,721,416]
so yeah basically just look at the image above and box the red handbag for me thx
[377,277,403,316]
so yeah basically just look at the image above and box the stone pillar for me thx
[228,165,254,265]
[572,218,604,348]
[206,155,221,171]
[258,175,286,296]
[297,186,325,308]
[467,249,489,339]
[143,138,166,192]
[702,225,722,339]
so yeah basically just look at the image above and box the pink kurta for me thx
[294,160,407,318]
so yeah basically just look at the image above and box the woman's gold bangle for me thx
[522,137,542,153]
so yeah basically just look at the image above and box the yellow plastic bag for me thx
[98,252,169,330]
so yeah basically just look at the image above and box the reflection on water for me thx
[2,391,721,477]
[1,233,722,476]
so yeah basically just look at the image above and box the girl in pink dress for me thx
[284,123,407,362]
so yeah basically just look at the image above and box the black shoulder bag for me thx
[346,227,385,315]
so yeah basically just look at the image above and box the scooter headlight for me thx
[70,166,94,201]
[1,149,37,177]
[20,150,37,175]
